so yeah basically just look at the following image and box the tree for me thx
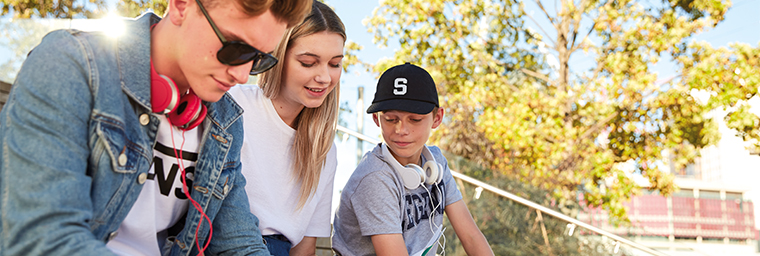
[115,0,166,18]
[365,0,758,226]
[678,42,760,152]
[1,0,106,18]
[0,0,165,20]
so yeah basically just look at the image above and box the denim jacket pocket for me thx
[212,172,234,200]
[93,116,142,174]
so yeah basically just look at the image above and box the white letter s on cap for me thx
[394,78,407,95]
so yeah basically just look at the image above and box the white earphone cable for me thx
[422,181,446,256]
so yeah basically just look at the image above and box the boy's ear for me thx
[431,108,444,129]
[167,0,192,26]
[372,113,380,127]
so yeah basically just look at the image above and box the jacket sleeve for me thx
[0,30,118,255]
[206,160,272,256]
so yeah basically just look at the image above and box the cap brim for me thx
[366,99,436,114]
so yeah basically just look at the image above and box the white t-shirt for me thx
[106,115,201,256]
[229,85,337,247]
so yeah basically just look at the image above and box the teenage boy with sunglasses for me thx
[0,0,310,255]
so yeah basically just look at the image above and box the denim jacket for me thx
[0,13,269,256]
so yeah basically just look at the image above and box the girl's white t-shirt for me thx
[106,115,201,255]
[229,84,337,247]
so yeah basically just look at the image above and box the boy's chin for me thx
[195,91,226,103]
[389,146,420,157]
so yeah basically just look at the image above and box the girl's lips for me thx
[305,86,328,96]
[306,86,326,92]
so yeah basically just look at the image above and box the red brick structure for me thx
[580,180,758,243]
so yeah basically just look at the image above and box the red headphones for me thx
[150,60,207,130]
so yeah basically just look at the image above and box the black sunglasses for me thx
[195,0,278,75]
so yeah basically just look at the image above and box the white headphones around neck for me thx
[381,143,443,189]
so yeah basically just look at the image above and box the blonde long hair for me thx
[258,0,345,209]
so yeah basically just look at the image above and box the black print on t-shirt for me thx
[402,181,446,231]
[149,142,199,199]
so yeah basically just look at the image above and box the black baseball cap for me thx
[366,63,439,114]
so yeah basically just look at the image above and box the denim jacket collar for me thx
[117,12,154,113]
[117,13,243,130]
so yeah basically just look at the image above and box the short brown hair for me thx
[236,0,312,28]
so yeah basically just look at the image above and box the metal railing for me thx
[336,125,670,256]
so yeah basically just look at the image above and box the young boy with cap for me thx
[332,63,493,256]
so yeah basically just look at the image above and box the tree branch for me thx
[570,22,595,53]
[528,0,558,46]
[569,0,589,51]
[579,111,618,142]
[520,68,552,84]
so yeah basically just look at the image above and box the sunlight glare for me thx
[101,13,125,38]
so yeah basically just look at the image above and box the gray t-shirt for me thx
[332,144,463,256]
